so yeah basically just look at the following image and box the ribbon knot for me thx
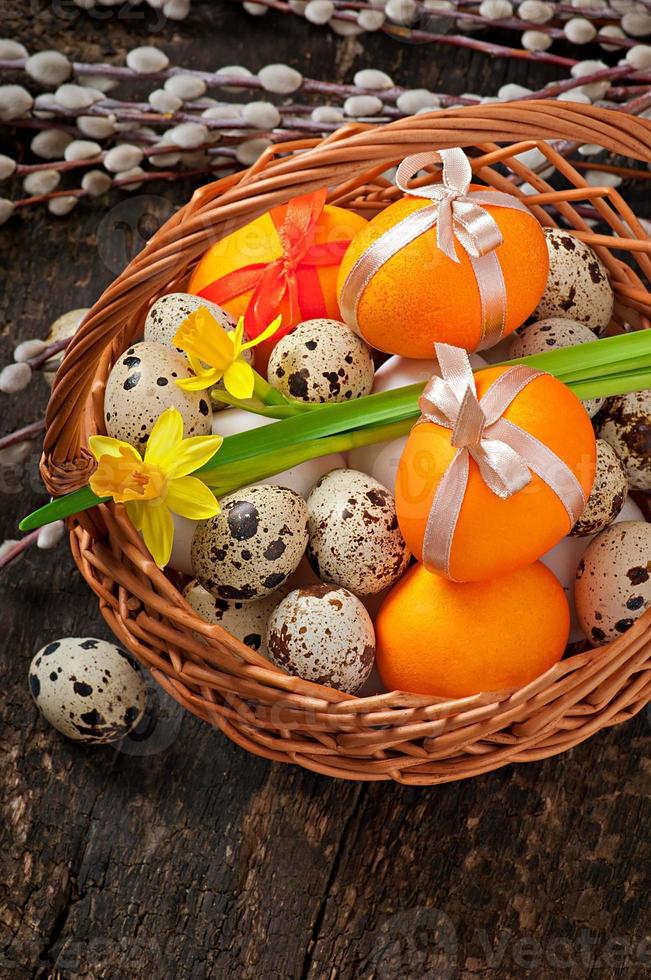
[340,147,533,350]
[197,188,352,342]
[418,343,588,580]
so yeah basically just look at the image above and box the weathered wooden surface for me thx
[1,4,650,978]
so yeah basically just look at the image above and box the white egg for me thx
[540,495,644,643]
[348,352,487,491]
[168,513,196,575]
[29,637,147,742]
[213,407,345,497]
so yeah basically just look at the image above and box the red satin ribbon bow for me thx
[197,188,351,340]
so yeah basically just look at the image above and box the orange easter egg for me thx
[189,201,367,372]
[337,189,549,357]
[395,366,597,582]
[375,561,569,698]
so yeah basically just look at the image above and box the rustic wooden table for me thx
[1,4,650,978]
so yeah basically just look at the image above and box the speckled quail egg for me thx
[268,318,374,403]
[306,469,411,595]
[347,352,487,491]
[570,440,627,537]
[104,340,212,449]
[144,292,238,349]
[44,308,89,386]
[183,579,285,656]
[541,495,644,644]
[266,584,375,694]
[575,521,651,646]
[508,317,605,417]
[29,637,147,743]
[191,484,309,601]
[212,407,345,497]
[534,229,614,333]
[596,389,650,491]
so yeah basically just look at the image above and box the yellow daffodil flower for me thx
[89,407,223,568]
[172,307,282,399]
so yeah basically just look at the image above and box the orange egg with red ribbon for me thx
[188,190,367,372]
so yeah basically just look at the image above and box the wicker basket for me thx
[42,102,651,785]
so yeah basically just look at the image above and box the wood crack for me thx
[299,783,367,980]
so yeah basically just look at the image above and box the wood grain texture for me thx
[0,2,649,977]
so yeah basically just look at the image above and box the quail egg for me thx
[575,521,651,646]
[541,495,644,643]
[534,229,614,333]
[570,439,627,537]
[596,389,650,491]
[29,637,147,743]
[144,292,238,349]
[508,317,605,416]
[43,308,89,386]
[104,340,212,449]
[266,584,375,694]
[191,484,309,601]
[306,469,411,595]
[183,579,285,656]
[268,318,374,403]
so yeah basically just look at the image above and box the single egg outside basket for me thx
[42,103,651,786]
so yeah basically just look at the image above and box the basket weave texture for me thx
[42,102,651,784]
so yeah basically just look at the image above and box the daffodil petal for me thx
[140,502,174,568]
[224,359,255,400]
[233,315,245,353]
[125,499,144,530]
[166,434,223,478]
[166,475,221,520]
[145,408,183,467]
[175,373,220,392]
[241,315,282,351]
[88,435,140,463]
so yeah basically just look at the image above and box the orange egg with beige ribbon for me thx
[394,344,597,582]
[337,149,549,357]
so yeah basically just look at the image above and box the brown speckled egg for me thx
[575,521,651,646]
[104,340,212,449]
[509,317,604,417]
[144,292,238,349]
[306,469,411,595]
[596,389,650,491]
[268,319,374,403]
[191,484,309,602]
[183,579,285,655]
[570,440,627,537]
[28,637,147,743]
[534,230,614,333]
[266,584,375,693]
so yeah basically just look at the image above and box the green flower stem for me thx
[252,371,295,408]
[18,332,651,533]
[19,485,108,532]
[204,418,414,495]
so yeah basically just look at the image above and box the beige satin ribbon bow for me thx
[418,344,588,579]
[339,147,532,351]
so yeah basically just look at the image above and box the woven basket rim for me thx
[44,101,651,784]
